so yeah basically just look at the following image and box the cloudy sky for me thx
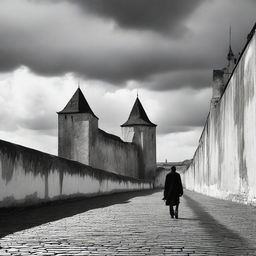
[0,0,255,162]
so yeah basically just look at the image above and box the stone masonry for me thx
[1,190,256,255]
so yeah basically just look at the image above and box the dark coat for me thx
[164,171,183,206]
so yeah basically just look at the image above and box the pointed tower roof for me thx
[121,97,156,127]
[58,88,98,118]
[227,27,236,63]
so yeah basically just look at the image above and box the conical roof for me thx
[121,97,156,127]
[58,88,98,118]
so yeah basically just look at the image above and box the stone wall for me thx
[58,114,148,179]
[121,126,156,179]
[58,113,98,166]
[136,126,156,180]
[90,129,140,178]
[155,162,188,188]
[183,28,256,204]
[0,139,152,208]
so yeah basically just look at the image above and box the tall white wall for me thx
[183,31,256,204]
[0,139,152,208]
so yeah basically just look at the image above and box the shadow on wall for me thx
[0,189,157,239]
[184,193,255,253]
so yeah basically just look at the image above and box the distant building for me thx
[58,88,156,180]
[211,28,237,108]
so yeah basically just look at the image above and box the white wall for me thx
[183,31,256,205]
[0,139,152,208]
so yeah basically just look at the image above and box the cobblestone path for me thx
[1,190,256,255]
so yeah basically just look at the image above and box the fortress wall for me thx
[154,169,170,188]
[0,139,152,208]
[90,129,140,178]
[183,30,256,204]
[154,165,187,188]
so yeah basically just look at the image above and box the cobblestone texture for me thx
[0,190,256,255]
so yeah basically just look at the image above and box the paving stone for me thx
[1,190,256,255]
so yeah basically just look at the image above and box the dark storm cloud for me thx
[0,0,210,88]
[157,106,208,134]
[71,0,203,35]
[0,0,255,90]
[0,19,216,87]
[154,88,212,134]
[142,70,212,91]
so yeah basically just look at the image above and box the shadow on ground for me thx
[0,189,158,238]
[184,193,255,253]
[178,217,200,221]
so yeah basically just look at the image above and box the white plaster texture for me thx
[183,32,256,205]
[0,140,152,208]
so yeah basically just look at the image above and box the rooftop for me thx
[121,97,156,127]
[58,88,98,118]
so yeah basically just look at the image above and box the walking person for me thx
[163,166,183,219]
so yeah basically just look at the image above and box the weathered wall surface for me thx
[58,114,152,180]
[137,126,156,180]
[155,164,188,188]
[90,129,140,178]
[0,139,152,208]
[183,31,256,204]
[58,113,98,165]
[122,126,156,179]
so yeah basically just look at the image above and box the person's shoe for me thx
[170,214,174,219]
[174,210,178,219]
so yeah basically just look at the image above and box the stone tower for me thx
[121,97,157,180]
[211,28,237,108]
[57,88,98,165]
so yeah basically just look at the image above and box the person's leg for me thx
[169,205,174,218]
[174,204,179,219]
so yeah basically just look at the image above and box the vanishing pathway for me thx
[0,190,256,255]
